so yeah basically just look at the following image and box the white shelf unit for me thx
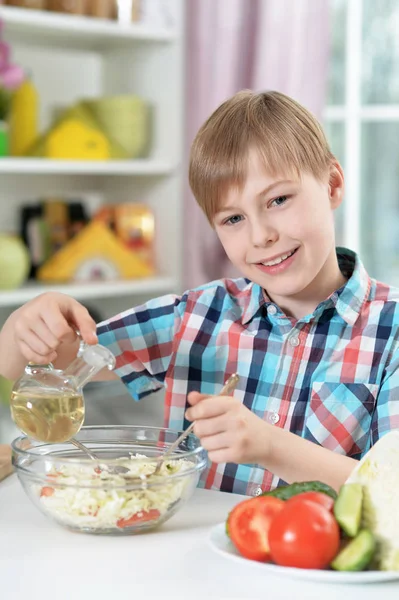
[0,157,176,175]
[0,276,176,307]
[0,6,177,48]
[0,1,184,320]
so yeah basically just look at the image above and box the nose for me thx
[249,218,278,248]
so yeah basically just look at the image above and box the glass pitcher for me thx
[10,339,116,443]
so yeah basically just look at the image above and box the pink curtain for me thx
[183,0,331,289]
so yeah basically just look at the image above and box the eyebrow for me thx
[216,179,296,215]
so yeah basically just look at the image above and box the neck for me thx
[267,249,347,321]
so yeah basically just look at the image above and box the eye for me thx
[224,214,243,226]
[270,195,289,208]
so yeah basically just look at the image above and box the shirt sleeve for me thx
[96,293,187,401]
[371,351,399,444]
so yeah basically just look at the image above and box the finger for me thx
[19,341,57,365]
[193,414,228,438]
[40,297,97,346]
[207,449,234,464]
[187,391,209,406]
[186,396,233,421]
[17,328,55,358]
[39,307,77,344]
[68,302,98,344]
[199,432,230,453]
[29,318,61,351]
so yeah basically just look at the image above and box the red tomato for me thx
[40,486,54,497]
[269,498,340,569]
[287,491,334,512]
[116,509,161,528]
[228,496,285,562]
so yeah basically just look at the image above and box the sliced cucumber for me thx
[331,529,376,571]
[262,480,337,501]
[334,483,363,537]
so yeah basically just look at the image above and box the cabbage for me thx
[34,454,193,530]
[346,431,399,570]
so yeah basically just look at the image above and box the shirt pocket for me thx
[304,382,378,457]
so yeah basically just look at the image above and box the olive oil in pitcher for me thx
[10,388,84,443]
[10,341,115,443]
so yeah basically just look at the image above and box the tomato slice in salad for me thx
[227,496,284,562]
[40,486,55,497]
[116,509,161,528]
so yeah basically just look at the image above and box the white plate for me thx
[209,523,399,584]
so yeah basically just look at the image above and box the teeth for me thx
[262,250,295,267]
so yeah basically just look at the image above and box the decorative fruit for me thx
[46,119,110,160]
[0,233,30,289]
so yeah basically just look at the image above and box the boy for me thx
[1,90,398,496]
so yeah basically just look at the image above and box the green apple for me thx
[0,375,13,405]
[0,234,30,290]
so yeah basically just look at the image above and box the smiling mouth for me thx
[258,248,298,267]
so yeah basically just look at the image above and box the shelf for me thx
[0,158,175,176]
[0,276,177,307]
[1,6,177,50]
[0,2,184,318]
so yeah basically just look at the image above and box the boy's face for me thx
[213,150,344,311]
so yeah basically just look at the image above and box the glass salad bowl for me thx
[11,425,208,535]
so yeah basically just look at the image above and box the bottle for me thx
[9,73,39,157]
[21,205,50,278]
[47,0,87,15]
[10,339,115,443]
[43,199,69,253]
[68,201,89,238]
[88,0,116,19]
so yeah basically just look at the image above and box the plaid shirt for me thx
[97,248,399,495]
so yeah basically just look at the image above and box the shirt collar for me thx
[329,247,371,325]
[240,247,371,326]
[240,282,265,325]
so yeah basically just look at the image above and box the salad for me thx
[225,431,399,572]
[225,480,376,571]
[34,454,194,531]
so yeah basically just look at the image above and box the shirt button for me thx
[289,334,300,347]
[269,412,280,425]
[252,486,263,497]
[267,305,277,315]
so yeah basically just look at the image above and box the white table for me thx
[1,474,398,600]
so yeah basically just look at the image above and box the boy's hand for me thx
[11,292,98,365]
[185,392,271,465]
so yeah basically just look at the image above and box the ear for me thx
[328,160,344,210]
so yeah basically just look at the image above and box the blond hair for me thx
[189,90,334,223]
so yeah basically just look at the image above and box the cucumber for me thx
[331,529,376,571]
[261,481,337,501]
[333,483,363,537]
